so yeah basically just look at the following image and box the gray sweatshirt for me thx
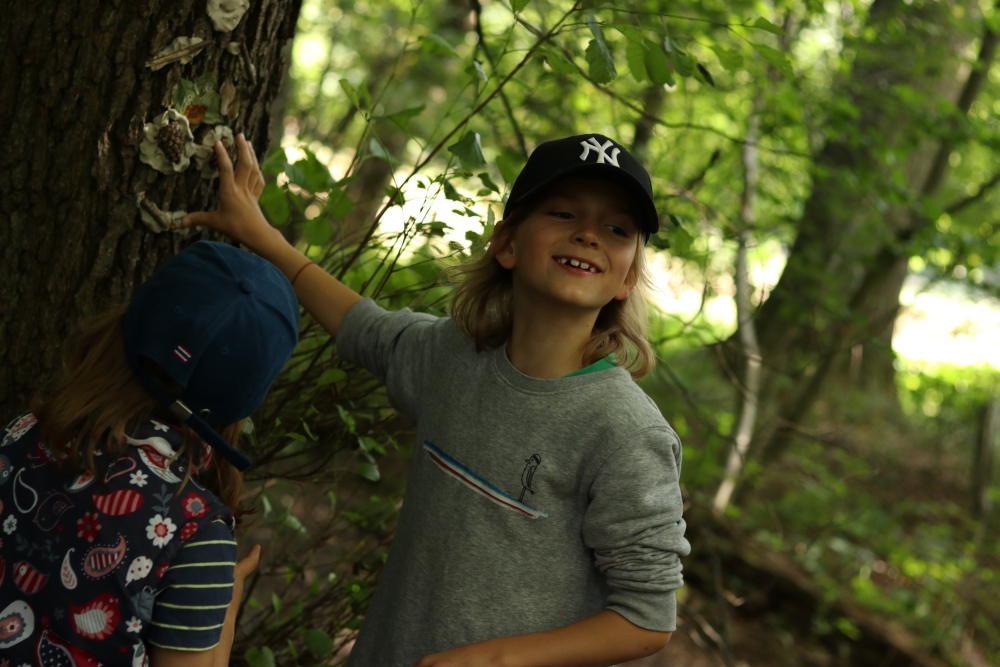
[338,300,690,667]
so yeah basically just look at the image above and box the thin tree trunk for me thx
[714,113,761,514]
[972,398,999,518]
[0,0,301,419]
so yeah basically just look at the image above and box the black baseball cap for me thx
[503,134,659,240]
[123,241,299,471]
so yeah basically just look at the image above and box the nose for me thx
[573,217,601,247]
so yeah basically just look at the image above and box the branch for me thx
[471,0,529,158]
[942,168,1000,217]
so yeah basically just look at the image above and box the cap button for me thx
[239,279,254,294]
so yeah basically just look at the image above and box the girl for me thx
[185,133,689,667]
[0,240,299,667]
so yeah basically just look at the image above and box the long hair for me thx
[449,200,656,379]
[30,304,250,521]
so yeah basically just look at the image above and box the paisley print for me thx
[83,535,127,578]
[126,555,152,583]
[136,446,182,483]
[65,470,96,493]
[33,491,74,531]
[0,599,34,649]
[13,560,49,594]
[92,489,144,516]
[69,592,120,641]
[0,453,12,485]
[13,468,39,513]
[37,627,101,667]
[61,548,78,589]
[1,412,37,447]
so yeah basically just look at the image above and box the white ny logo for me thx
[578,137,621,167]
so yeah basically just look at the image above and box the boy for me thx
[186,133,690,667]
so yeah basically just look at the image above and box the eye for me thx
[606,224,629,237]
[549,210,573,219]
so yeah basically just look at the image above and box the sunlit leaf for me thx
[261,148,288,175]
[541,49,576,75]
[750,17,785,35]
[511,0,530,12]
[696,63,715,86]
[585,13,616,84]
[710,45,743,72]
[473,60,488,82]
[478,172,500,193]
[420,34,457,57]
[613,24,643,43]
[317,368,346,386]
[751,42,793,79]
[326,188,353,219]
[339,78,359,107]
[448,132,487,168]
[672,51,695,77]
[495,155,521,185]
[383,104,424,131]
[259,182,289,226]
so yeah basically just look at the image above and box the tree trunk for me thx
[0,0,301,419]
[972,398,999,518]
[745,0,983,467]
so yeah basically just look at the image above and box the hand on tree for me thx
[184,134,278,253]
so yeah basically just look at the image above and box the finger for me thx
[234,544,261,580]
[216,140,235,186]
[248,136,261,171]
[235,134,253,189]
[182,211,215,228]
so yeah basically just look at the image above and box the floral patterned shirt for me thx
[0,412,235,665]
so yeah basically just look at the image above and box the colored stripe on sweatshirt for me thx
[422,441,548,519]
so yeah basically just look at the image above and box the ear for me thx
[493,221,517,270]
[614,264,639,301]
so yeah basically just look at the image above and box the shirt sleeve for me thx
[581,426,691,632]
[335,298,440,422]
[148,519,237,651]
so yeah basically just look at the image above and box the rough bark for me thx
[0,0,302,420]
[972,398,999,518]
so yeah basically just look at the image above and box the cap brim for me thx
[186,412,253,472]
[504,163,659,239]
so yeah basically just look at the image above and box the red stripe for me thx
[178,345,191,356]
[425,451,534,518]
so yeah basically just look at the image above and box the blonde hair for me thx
[30,304,250,522]
[449,199,656,379]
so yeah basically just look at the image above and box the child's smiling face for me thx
[495,176,641,311]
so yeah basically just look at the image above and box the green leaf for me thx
[448,132,487,168]
[710,45,743,72]
[369,137,395,163]
[271,593,282,613]
[671,225,694,255]
[625,41,648,83]
[173,78,199,110]
[358,81,372,108]
[750,17,785,35]
[750,42,793,79]
[260,494,273,517]
[478,172,500,193]
[261,149,288,175]
[291,150,335,192]
[337,404,356,433]
[472,60,488,82]
[383,104,425,130]
[355,462,381,482]
[495,155,521,185]
[672,50,695,77]
[303,217,332,246]
[542,49,576,75]
[586,39,616,83]
[669,214,685,228]
[259,182,289,226]
[420,34,457,57]
[339,79,359,107]
[441,179,463,201]
[283,513,308,534]
[317,368,346,386]
[244,647,275,667]
[696,63,715,86]
[326,188,353,219]
[585,13,616,84]
[511,0,529,12]
[643,43,673,86]
[305,628,334,657]
[649,232,671,250]
[613,25,643,43]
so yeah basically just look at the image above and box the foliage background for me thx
[215,0,1000,665]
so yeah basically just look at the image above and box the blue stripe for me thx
[422,441,546,514]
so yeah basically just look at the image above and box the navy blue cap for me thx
[504,134,659,241]
[123,241,299,471]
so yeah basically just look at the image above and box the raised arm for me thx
[183,136,362,337]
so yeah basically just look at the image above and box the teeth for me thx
[588,267,597,273]
[579,262,590,270]
[569,259,580,267]
[558,258,568,264]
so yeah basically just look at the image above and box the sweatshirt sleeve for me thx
[581,426,691,632]
[336,298,440,422]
